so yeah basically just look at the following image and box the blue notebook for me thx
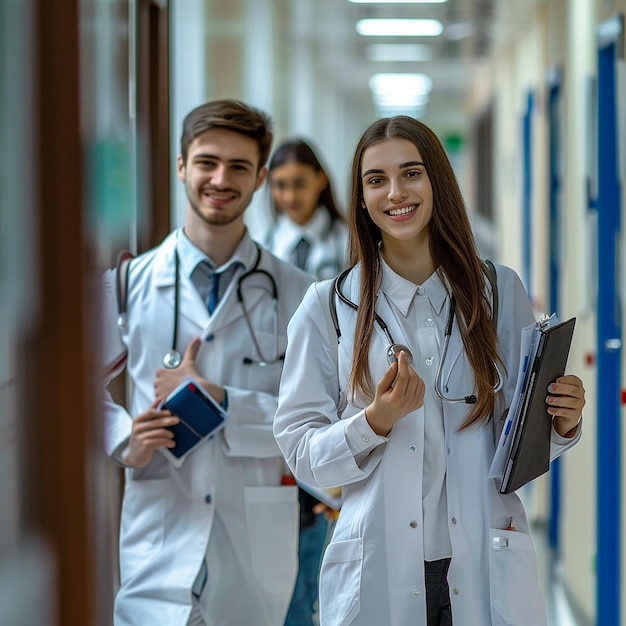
[160,377,227,466]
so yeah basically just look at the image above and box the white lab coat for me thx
[102,230,312,626]
[274,263,582,626]
[264,209,348,280]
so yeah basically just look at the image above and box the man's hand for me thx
[154,337,202,399]
[153,336,226,405]
[123,398,180,467]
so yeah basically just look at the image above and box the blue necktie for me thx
[208,271,221,314]
[294,237,311,270]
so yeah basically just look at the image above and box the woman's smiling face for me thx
[361,137,433,250]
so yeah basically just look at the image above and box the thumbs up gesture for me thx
[153,337,203,399]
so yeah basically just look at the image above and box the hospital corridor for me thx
[1,0,625,624]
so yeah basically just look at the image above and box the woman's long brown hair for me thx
[346,116,503,429]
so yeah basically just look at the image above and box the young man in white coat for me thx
[101,99,312,626]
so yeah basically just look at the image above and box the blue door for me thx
[595,14,623,625]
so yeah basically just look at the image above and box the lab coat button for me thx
[452,588,459,595]
[412,588,421,597]
[451,517,457,524]
[361,434,370,443]
[204,494,212,503]
[416,286,425,295]
[205,334,215,342]
[409,520,418,528]
[425,318,434,327]
[425,357,434,366]
[409,444,417,452]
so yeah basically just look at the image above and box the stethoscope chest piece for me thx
[386,343,413,366]
[163,349,182,369]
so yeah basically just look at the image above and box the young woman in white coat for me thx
[273,115,586,626]
[264,139,348,280]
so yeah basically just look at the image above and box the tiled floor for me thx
[532,522,592,626]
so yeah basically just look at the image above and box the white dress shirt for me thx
[379,259,453,561]
[264,208,348,279]
[179,228,247,311]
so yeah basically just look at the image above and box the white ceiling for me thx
[291,0,539,132]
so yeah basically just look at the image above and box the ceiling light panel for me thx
[369,72,433,97]
[349,0,446,4]
[365,43,434,62]
[356,19,444,37]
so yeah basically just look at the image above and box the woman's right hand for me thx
[122,398,180,467]
[365,350,425,436]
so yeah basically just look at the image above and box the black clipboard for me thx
[499,317,576,494]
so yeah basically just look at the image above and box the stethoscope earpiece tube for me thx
[163,251,182,369]
[237,253,283,366]
[116,250,134,330]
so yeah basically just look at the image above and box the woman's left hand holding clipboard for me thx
[365,350,425,437]
[546,374,585,438]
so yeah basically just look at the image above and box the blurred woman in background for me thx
[265,138,348,626]
[265,138,348,280]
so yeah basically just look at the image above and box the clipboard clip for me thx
[537,313,554,331]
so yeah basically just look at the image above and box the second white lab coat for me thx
[102,230,312,626]
[263,209,348,280]
[274,263,581,626]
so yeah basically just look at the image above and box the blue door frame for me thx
[522,91,534,294]
[595,14,623,626]
[547,71,562,553]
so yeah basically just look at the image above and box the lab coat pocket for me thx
[318,537,363,626]
[489,529,547,626]
[244,486,298,596]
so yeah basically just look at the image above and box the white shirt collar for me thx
[379,256,449,316]
[176,227,257,278]
[273,208,332,249]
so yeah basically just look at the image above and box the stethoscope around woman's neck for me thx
[331,265,503,404]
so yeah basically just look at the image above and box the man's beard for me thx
[186,185,248,227]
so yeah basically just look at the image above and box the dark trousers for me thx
[425,558,453,626]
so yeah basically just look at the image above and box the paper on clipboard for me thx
[489,314,559,481]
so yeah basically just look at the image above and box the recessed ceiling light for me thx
[369,73,433,98]
[349,1,446,4]
[356,19,444,37]
[366,43,434,62]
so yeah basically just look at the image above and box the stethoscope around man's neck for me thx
[118,243,283,369]
[331,266,503,404]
